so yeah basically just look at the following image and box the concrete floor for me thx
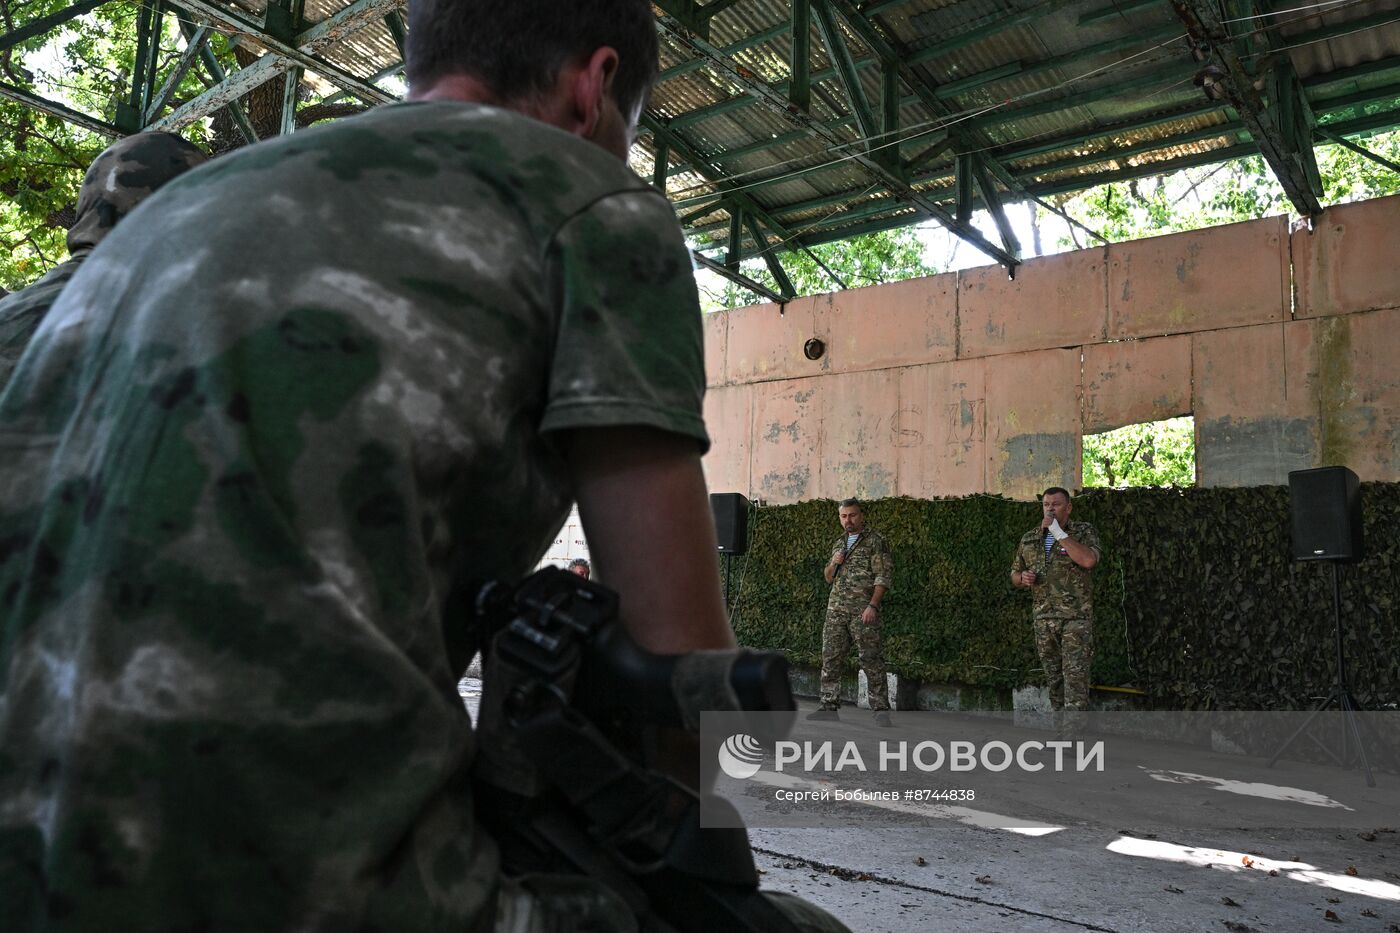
[459,679,1400,932]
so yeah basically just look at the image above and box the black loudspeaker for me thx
[1289,466,1364,563]
[710,492,750,555]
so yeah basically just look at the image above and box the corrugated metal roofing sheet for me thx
[16,0,1400,264]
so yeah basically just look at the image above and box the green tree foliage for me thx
[0,0,362,292]
[1082,417,1195,488]
[694,225,940,312]
[1051,129,1400,248]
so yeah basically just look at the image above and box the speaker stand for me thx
[1268,562,1389,787]
[723,552,733,615]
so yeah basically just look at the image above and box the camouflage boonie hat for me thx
[66,131,208,254]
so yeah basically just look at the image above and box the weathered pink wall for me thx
[701,194,1400,503]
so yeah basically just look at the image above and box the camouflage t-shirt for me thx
[826,528,893,611]
[0,102,707,931]
[0,257,86,393]
[1011,521,1102,620]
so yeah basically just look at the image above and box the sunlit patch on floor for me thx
[1138,767,1356,810]
[1107,836,1400,901]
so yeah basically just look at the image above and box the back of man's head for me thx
[405,0,659,117]
[66,132,208,255]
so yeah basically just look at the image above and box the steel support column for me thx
[790,0,811,112]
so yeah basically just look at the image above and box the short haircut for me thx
[1042,487,1071,502]
[567,558,590,570]
[405,0,660,117]
[839,498,862,510]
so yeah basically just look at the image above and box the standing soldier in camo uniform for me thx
[1011,487,1102,712]
[809,498,894,726]
[0,1,847,931]
[0,131,207,392]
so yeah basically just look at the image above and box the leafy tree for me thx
[1083,417,1195,488]
[1051,128,1400,249]
[0,0,365,291]
[694,224,940,312]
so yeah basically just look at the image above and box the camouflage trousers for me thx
[494,873,851,931]
[1033,617,1093,712]
[818,607,887,711]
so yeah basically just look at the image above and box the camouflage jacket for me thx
[1011,521,1102,620]
[826,528,893,611]
[0,102,706,932]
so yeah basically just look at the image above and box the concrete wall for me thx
[702,194,1400,503]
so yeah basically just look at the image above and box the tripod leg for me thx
[1269,694,1338,768]
[1340,693,1377,788]
[1347,704,1400,775]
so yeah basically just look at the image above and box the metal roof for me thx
[3,0,1400,292]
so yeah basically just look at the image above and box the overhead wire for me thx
[663,28,1195,204]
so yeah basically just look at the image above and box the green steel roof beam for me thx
[1169,0,1322,215]
[0,78,122,136]
[691,249,788,303]
[955,152,974,222]
[146,24,208,124]
[1025,142,1260,197]
[645,114,812,260]
[791,0,812,113]
[1316,126,1400,175]
[657,22,790,82]
[971,154,1021,259]
[0,0,111,53]
[653,135,671,191]
[178,17,258,144]
[726,207,744,269]
[384,10,406,59]
[678,195,729,225]
[170,0,400,105]
[1079,0,1161,26]
[277,0,308,135]
[810,0,882,151]
[744,214,797,298]
[653,9,1020,267]
[905,0,1086,69]
[117,0,159,130]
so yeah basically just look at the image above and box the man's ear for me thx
[572,46,621,137]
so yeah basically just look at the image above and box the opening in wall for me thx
[1083,416,1196,488]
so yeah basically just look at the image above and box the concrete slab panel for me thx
[1108,216,1288,338]
[1292,193,1400,319]
[1285,308,1400,481]
[702,309,727,388]
[895,359,988,498]
[825,273,957,373]
[702,385,753,498]
[1193,324,1316,487]
[959,249,1108,358]
[724,295,830,385]
[818,368,902,500]
[984,349,1081,499]
[1082,334,1192,434]
[750,378,825,504]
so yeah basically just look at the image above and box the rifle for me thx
[471,567,800,932]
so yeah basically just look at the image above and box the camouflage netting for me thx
[720,486,1400,710]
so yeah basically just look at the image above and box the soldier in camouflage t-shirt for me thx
[0,132,207,393]
[1011,487,1103,711]
[0,2,853,931]
[810,499,893,724]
